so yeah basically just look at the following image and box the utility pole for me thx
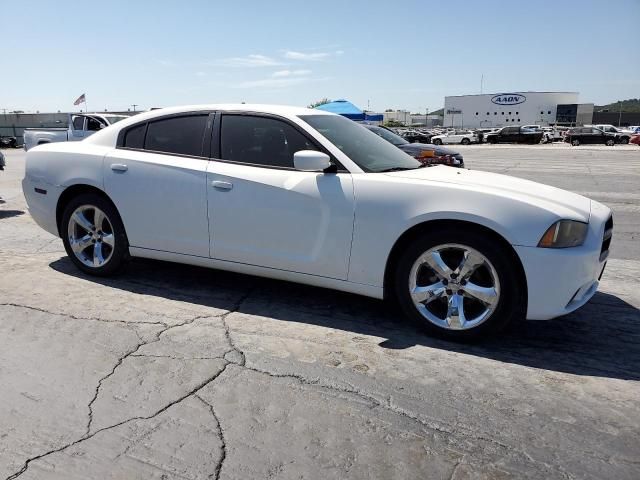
[131,104,138,112]
[618,101,622,127]
[480,74,484,94]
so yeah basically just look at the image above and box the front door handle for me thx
[211,180,233,191]
[111,163,128,172]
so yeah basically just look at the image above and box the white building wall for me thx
[443,92,579,128]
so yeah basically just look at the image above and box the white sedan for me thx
[23,104,612,339]
[431,130,479,145]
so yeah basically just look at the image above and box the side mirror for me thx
[293,150,332,172]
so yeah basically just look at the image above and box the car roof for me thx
[84,104,336,147]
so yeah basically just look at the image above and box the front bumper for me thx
[516,200,612,320]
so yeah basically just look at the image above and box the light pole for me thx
[131,104,138,112]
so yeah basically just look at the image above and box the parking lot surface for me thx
[1,145,639,479]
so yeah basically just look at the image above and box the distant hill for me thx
[595,99,640,113]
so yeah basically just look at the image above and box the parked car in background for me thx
[23,113,130,151]
[541,127,568,143]
[589,124,632,144]
[0,151,5,170]
[630,134,640,146]
[626,126,640,134]
[363,124,464,167]
[564,127,616,146]
[398,129,434,144]
[431,130,479,145]
[485,126,544,144]
[23,104,613,339]
[0,136,18,148]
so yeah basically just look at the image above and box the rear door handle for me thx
[110,163,128,172]
[211,180,233,191]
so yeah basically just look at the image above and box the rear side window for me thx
[72,116,85,130]
[144,115,208,157]
[123,123,146,149]
[220,115,317,168]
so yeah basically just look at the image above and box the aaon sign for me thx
[491,93,526,106]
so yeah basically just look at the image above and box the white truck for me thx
[23,113,129,151]
[588,124,633,144]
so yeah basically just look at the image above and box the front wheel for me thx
[61,193,129,276]
[571,139,580,146]
[619,137,629,145]
[461,138,470,145]
[393,228,524,340]
[433,138,443,145]
[606,139,615,146]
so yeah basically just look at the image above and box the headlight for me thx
[538,220,588,248]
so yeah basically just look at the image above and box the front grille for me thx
[600,215,613,262]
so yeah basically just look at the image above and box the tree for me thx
[307,98,332,109]
[384,120,404,127]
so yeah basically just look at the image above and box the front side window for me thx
[144,115,208,156]
[367,126,408,146]
[86,117,103,131]
[220,115,317,168]
[300,114,421,173]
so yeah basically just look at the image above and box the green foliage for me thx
[384,120,404,127]
[595,99,640,113]
[308,98,332,109]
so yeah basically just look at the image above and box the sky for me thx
[2,0,639,113]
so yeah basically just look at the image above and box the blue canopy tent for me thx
[315,99,383,122]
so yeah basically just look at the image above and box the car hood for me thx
[384,166,591,221]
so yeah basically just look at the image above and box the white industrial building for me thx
[443,91,582,128]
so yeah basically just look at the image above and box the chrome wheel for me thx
[67,205,115,268]
[408,244,500,330]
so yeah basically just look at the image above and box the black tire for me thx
[392,227,525,340]
[61,193,129,276]
[605,139,615,147]
[461,138,470,145]
[488,137,498,144]
[571,139,580,146]
[619,136,629,145]
[433,138,443,145]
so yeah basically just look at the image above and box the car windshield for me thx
[104,116,129,125]
[300,115,421,173]
[366,126,409,146]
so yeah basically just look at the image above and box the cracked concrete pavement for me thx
[1,147,639,479]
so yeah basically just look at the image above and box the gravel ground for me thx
[1,144,639,479]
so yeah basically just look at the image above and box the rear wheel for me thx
[605,139,615,147]
[461,138,470,145]
[571,139,580,146]
[61,193,129,276]
[393,228,524,340]
[619,137,629,145]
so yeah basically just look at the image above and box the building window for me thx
[508,112,512,115]
[501,112,504,115]
[494,112,497,115]
[548,111,551,114]
[516,112,519,115]
[475,112,479,115]
[517,118,520,122]
[486,112,490,115]
[541,111,544,115]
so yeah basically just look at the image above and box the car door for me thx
[104,113,212,257]
[207,113,355,280]
[70,115,87,140]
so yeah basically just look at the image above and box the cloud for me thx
[210,54,283,68]
[195,71,207,77]
[234,76,328,89]
[156,59,177,67]
[271,69,312,78]
[283,51,331,61]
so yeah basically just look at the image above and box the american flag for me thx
[73,94,86,106]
